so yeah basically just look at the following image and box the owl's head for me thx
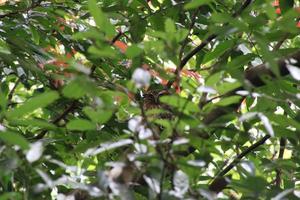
[142,89,169,104]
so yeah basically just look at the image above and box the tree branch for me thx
[209,134,271,192]
[232,0,253,17]
[203,50,300,125]
[245,50,300,87]
[110,31,123,45]
[204,50,300,193]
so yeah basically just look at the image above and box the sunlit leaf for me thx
[184,0,213,10]
[172,170,189,197]
[88,0,116,36]
[160,95,199,113]
[83,107,113,124]
[0,131,29,150]
[286,64,300,80]
[26,141,44,163]
[83,139,133,157]
[6,91,59,119]
[0,39,10,54]
[125,45,143,58]
[203,40,235,64]
[66,119,96,131]
[215,96,242,106]
[10,119,57,130]
[143,175,160,194]
[258,113,275,137]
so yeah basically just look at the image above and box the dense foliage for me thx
[0,0,300,199]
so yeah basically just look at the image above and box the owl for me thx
[142,89,172,119]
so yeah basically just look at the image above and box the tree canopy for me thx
[0,0,300,199]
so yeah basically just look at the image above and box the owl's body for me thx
[142,90,172,119]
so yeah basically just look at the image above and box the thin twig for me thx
[178,33,218,72]
[179,8,201,61]
[166,34,217,89]
[110,31,123,45]
[232,0,253,18]
[33,100,78,140]
[246,32,263,60]
[8,78,21,102]
[273,33,290,51]
[275,137,286,187]
[158,163,167,200]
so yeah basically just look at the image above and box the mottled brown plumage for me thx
[68,189,90,200]
[142,90,172,119]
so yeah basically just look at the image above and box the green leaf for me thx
[6,91,59,119]
[0,39,10,54]
[226,54,255,70]
[175,29,189,42]
[184,0,213,10]
[0,88,7,114]
[215,96,242,106]
[130,16,146,42]
[66,119,96,131]
[160,95,199,113]
[125,45,143,58]
[0,192,22,200]
[88,46,116,58]
[9,119,57,130]
[62,79,86,99]
[0,131,29,150]
[88,0,116,37]
[203,40,235,64]
[83,107,113,124]
[63,76,99,98]
[273,126,297,139]
[216,81,242,95]
[266,114,300,130]
[211,13,233,23]
[254,34,279,76]
[30,26,40,45]
[206,71,223,86]
[232,176,267,193]
[165,18,176,33]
